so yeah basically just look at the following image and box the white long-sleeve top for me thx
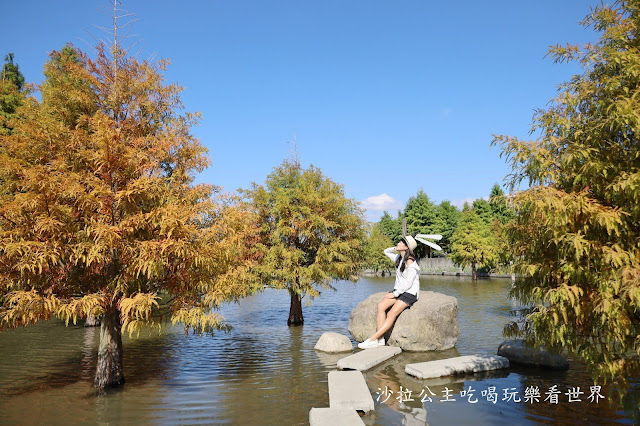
[384,247,420,300]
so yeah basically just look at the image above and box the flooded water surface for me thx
[0,275,637,424]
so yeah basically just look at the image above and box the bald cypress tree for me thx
[364,222,394,276]
[492,0,640,397]
[0,43,260,389]
[242,157,367,325]
[450,208,497,280]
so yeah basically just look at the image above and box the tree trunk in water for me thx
[94,302,125,389]
[471,262,477,281]
[84,313,101,327]
[510,261,515,287]
[288,290,304,326]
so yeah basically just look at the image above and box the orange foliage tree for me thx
[0,44,261,389]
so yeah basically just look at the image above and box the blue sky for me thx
[3,0,602,221]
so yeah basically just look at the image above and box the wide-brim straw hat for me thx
[402,234,445,252]
[401,235,418,252]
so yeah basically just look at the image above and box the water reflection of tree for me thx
[621,379,640,424]
[513,361,635,423]
[213,324,329,424]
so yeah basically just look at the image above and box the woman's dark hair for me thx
[395,237,418,272]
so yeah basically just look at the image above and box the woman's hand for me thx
[384,292,396,300]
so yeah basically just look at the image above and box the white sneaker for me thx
[358,338,381,349]
[378,338,385,346]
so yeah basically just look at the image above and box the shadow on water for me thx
[1,321,178,398]
[0,323,97,397]
[1,350,90,397]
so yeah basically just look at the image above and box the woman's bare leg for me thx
[377,295,397,331]
[369,299,409,341]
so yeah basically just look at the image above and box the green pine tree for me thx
[472,198,493,224]
[488,183,515,224]
[433,200,461,254]
[378,211,397,241]
[0,53,28,135]
[404,188,437,258]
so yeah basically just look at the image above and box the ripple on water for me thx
[0,278,638,424]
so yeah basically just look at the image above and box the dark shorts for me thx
[389,291,417,307]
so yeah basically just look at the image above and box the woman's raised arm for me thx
[383,247,398,262]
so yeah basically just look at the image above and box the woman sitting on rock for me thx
[357,235,421,349]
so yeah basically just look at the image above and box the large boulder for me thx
[497,339,569,370]
[348,291,459,351]
[314,332,353,353]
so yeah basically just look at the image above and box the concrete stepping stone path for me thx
[405,354,510,379]
[337,346,402,371]
[308,407,365,426]
[328,370,375,412]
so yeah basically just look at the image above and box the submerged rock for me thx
[314,332,353,353]
[348,291,459,351]
[497,339,569,370]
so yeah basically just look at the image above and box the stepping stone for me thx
[337,346,402,371]
[328,370,375,412]
[309,407,365,426]
[405,354,509,379]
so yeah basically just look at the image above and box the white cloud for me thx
[360,193,403,213]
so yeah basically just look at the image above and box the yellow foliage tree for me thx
[363,222,394,276]
[241,156,367,325]
[0,43,261,389]
[492,0,640,400]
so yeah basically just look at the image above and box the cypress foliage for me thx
[492,0,640,397]
[0,44,260,388]
[241,158,367,325]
